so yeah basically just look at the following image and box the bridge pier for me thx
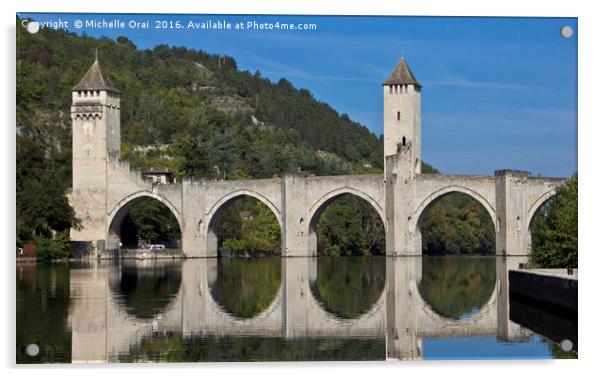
[181,178,206,257]
[282,175,311,257]
[495,170,531,256]
[385,150,421,256]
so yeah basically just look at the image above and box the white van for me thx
[148,244,166,251]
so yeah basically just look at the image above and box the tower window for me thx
[389,85,393,94]
[394,85,398,94]
[402,136,407,146]
[397,111,400,121]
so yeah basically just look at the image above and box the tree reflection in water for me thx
[311,257,385,319]
[16,263,71,363]
[418,256,496,319]
[211,257,281,318]
[115,262,182,319]
[119,333,384,362]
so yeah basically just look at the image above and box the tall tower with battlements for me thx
[383,57,422,174]
[69,58,121,249]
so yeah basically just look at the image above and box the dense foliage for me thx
[530,174,578,268]
[17,21,383,181]
[317,195,385,256]
[420,193,496,255]
[120,198,181,247]
[16,132,76,259]
[218,198,281,256]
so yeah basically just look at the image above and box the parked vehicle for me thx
[147,244,166,251]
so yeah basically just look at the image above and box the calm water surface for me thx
[16,256,577,363]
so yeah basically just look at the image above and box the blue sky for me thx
[19,14,578,177]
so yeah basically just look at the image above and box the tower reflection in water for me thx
[68,256,550,362]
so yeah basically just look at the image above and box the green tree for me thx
[121,198,181,246]
[530,173,578,268]
[316,195,385,256]
[16,134,77,252]
[211,133,239,179]
[420,193,495,255]
[219,197,282,256]
[174,136,211,178]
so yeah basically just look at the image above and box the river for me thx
[16,256,577,363]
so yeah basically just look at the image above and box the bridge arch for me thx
[527,189,558,231]
[107,191,183,250]
[525,189,558,253]
[411,186,497,254]
[205,190,283,256]
[307,187,385,256]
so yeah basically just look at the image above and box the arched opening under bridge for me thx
[206,194,282,257]
[107,194,182,251]
[308,192,385,257]
[415,190,496,256]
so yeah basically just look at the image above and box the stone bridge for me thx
[74,154,564,257]
[68,57,567,257]
[69,257,531,362]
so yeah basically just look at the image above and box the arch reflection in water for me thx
[208,257,281,318]
[417,256,496,320]
[310,256,385,319]
[110,259,182,319]
[66,256,578,362]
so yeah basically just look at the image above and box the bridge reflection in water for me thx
[69,256,530,362]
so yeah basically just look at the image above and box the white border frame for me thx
[4,1,599,375]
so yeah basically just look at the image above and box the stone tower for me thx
[384,58,423,255]
[383,57,422,175]
[69,58,121,252]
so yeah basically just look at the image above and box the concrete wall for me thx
[509,269,578,313]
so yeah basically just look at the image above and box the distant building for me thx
[17,243,37,259]
[239,210,254,220]
[142,167,174,184]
